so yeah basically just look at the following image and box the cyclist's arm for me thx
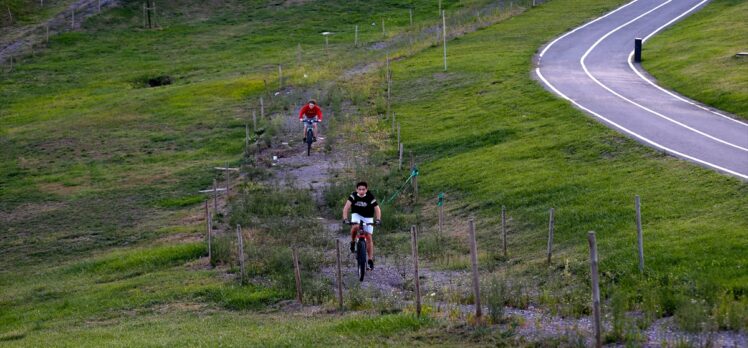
[342,200,352,220]
[374,205,381,220]
[316,107,323,121]
[299,106,306,120]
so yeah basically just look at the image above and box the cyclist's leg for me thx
[365,233,374,261]
[360,218,374,261]
[350,225,359,242]
[312,122,318,138]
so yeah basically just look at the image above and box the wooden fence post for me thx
[236,224,246,283]
[354,25,358,47]
[442,10,447,71]
[411,151,418,200]
[336,240,344,310]
[293,247,303,304]
[225,161,230,197]
[636,195,644,273]
[411,225,421,317]
[547,207,554,264]
[588,231,602,348]
[278,64,283,89]
[398,143,403,171]
[397,124,400,148]
[468,219,482,318]
[245,123,250,155]
[501,205,507,257]
[252,110,257,131]
[260,97,264,118]
[438,197,445,238]
[409,8,413,26]
[205,201,212,263]
[213,178,218,213]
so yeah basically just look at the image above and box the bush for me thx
[484,275,507,323]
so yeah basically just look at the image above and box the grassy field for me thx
[642,0,748,121]
[383,0,747,332]
[0,0,464,269]
[1,0,746,345]
[0,0,475,344]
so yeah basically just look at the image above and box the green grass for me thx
[0,312,436,347]
[384,0,747,328]
[2,0,746,344]
[1,0,486,344]
[643,0,748,120]
[0,0,473,269]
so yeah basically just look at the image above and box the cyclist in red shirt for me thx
[299,99,322,142]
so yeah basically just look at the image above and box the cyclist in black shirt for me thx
[342,181,381,270]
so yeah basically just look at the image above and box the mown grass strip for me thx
[642,0,748,120]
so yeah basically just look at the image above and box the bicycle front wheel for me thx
[357,238,367,282]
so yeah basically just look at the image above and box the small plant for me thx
[302,276,332,305]
[483,275,507,323]
[374,288,402,314]
[345,278,371,310]
[713,291,748,330]
[675,298,711,332]
[210,234,234,266]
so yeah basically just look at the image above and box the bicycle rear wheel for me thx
[306,128,314,156]
[356,238,367,282]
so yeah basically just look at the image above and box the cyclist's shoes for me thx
[350,241,356,253]
[367,259,374,270]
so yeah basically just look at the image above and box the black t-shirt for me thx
[348,191,378,218]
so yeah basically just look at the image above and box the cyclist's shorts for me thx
[351,213,374,234]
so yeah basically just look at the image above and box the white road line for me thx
[626,0,748,127]
[580,0,748,152]
[538,0,641,59]
[535,67,748,180]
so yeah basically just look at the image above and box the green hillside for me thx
[1,0,746,345]
[643,0,748,121]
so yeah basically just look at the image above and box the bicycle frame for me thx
[346,220,375,281]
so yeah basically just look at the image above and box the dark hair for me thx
[356,181,368,189]
[308,99,317,105]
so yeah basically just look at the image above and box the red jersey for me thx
[299,104,323,121]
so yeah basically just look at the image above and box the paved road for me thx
[535,0,748,179]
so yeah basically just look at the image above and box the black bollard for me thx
[634,38,643,63]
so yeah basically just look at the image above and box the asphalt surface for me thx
[535,0,748,180]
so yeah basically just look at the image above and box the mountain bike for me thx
[345,220,376,282]
[302,118,319,156]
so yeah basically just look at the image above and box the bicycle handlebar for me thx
[344,220,379,226]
